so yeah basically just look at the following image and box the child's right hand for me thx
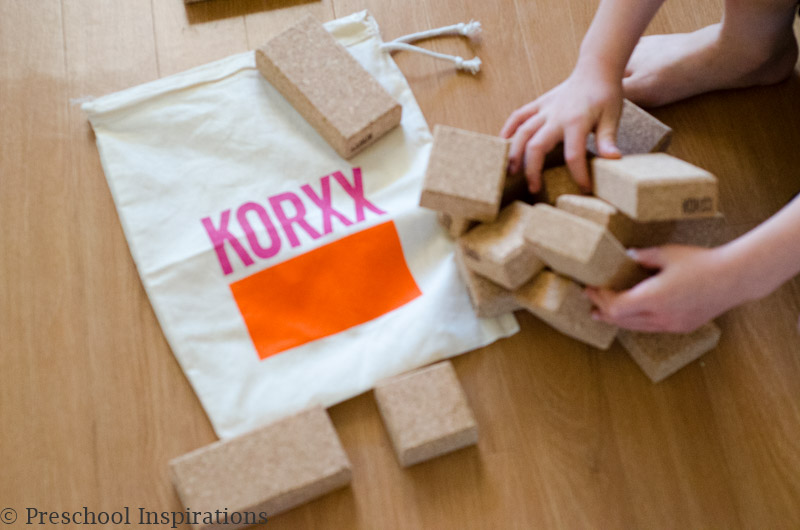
[585,245,749,333]
[500,61,624,193]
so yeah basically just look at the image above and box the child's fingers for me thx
[564,124,591,192]
[586,287,636,319]
[585,287,613,313]
[507,114,546,175]
[628,247,667,270]
[588,282,655,320]
[587,288,661,330]
[594,311,664,332]
[500,101,540,139]
[595,105,622,159]
[524,125,562,193]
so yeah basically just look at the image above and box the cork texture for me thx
[455,246,521,317]
[587,99,672,155]
[438,212,475,238]
[593,154,719,222]
[419,125,510,221]
[556,194,636,246]
[169,406,351,529]
[514,270,617,350]
[618,322,722,382]
[375,361,478,467]
[524,204,649,289]
[255,16,402,159]
[459,201,544,290]
[624,219,677,248]
[626,213,728,248]
[541,165,581,205]
[661,213,728,247]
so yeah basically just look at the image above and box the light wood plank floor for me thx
[2,0,799,528]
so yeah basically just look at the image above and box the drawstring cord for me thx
[379,20,483,75]
[390,20,482,44]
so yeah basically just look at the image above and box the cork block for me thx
[169,406,351,528]
[419,125,510,222]
[541,165,582,205]
[455,246,521,317]
[587,99,672,155]
[623,219,677,248]
[593,153,719,222]
[438,212,475,239]
[375,361,478,467]
[626,213,727,248]
[556,194,636,246]
[458,202,544,290]
[255,16,402,159]
[514,270,617,349]
[662,213,728,247]
[524,204,649,289]
[619,322,722,382]
[557,195,728,249]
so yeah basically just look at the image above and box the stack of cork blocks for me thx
[419,101,724,380]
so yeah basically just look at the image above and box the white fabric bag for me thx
[83,11,518,439]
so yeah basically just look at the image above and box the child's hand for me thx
[500,62,624,193]
[585,245,747,333]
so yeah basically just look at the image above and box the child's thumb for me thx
[627,247,667,270]
[595,110,621,159]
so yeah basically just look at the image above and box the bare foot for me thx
[623,23,798,107]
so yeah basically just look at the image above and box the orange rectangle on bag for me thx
[230,220,422,360]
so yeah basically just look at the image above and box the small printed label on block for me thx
[419,125,510,222]
[169,406,351,528]
[374,361,478,467]
[255,16,402,159]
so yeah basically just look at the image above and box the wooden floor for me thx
[2,0,800,528]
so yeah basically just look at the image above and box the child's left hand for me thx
[586,245,748,333]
